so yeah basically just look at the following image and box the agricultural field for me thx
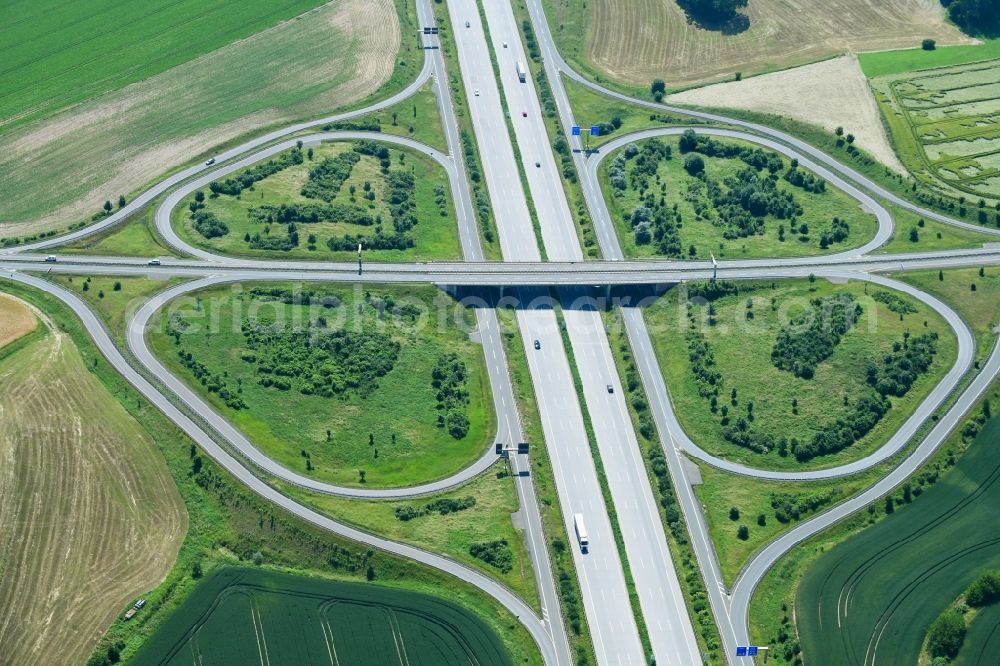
[174,140,460,261]
[668,56,906,174]
[796,415,1000,665]
[871,58,1000,205]
[0,293,186,666]
[541,0,969,91]
[600,134,879,259]
[147,282,494,488]
[0,0,408,240]
[132,567,512,665]
[646,278,956,471]
[0,293,37,349]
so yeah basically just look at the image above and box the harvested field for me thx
[546,0,972,89]
[0,0,401,239]
[669,56,907,173]
[0,296,186,665]
[0,293,37,348]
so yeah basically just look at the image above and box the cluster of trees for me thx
[209,148,303,196]
[363,291,423,321]
[819,217,850,249]
[461,131,494,242]
[240,318,400,398]
[385,170,417,233]
[393,496,476,521]
[866,331,939,398]
[248,202,374,226]
[926,610,966,659]
[771,294,861,379]
[677,0,748,23]
[468,539,513,573]
[783,162,827,193]
[707,167,802,238]
[966,569,1000,607]
[770,490,838,523]
[175,349,246,410]
[678,130,783,173]
[941,0,1000,36]
[327,231,414,252]
[432,353,471,439]
[247,287,341,307]
[872,290,917,315]
[793,391,891,461]
[300,151,361,202]
[189,192,229,239]
[247,225,298,251]
[626,197,683,255]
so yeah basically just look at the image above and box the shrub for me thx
[469,540,513,573]
[966,570,1000,607]
[922,38,936,50]
[683,153,705,175]
[926,610,966,658]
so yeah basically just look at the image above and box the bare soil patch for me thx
[669,55,908,173]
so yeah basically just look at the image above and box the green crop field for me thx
[956,602,1000,665]
[645,278,955,471]
[600,134,878,260]
[132,567,512,666]
[174,141,460,262]
[147,282,494,488]
[796,416,1000,665]
[0,0,408,239]
[0,0,329,132]
[870,58,1000,205]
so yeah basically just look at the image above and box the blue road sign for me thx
[736,647,747,657]
[749,646,759,656]
[571,125,581,136]
[590,125,600,136]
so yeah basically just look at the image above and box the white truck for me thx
[516,61,526,83]
[574,513,589,553]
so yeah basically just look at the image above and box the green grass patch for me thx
[796,414,1000,665]
[646,278,956,470]
[58,203,176,258]
[277,466,540,611]
[48,274,183,346]
[859,39,1000,79]
[898,266,1000,364]
[174,140,461,261]
[878,204,998,254]
[601,135,878,259]
[147,282,494,488]
[0,278,538,666]
[324,81,447,153]
[132,565,513,666]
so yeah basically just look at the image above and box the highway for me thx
[5,0,1000,663]
[447,2,645,662]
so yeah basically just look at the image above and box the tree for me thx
[113,281,121,291]
[650,79,666,102]
[194,190,205,203]
[835,126,844,137]
[729,507,740,521]
[366,564,376,581]
[192,561,203,578]
[943,0,1000,37]
[683,153,705,175]
[359,469,367,483]
[980,266,985,277]
[939,270,944,281]
[103,200,112,213]
[846,133,856,144]
[737,525,749,540]
[885,496,894,514]
[117,195,126,208]
[192,456,203,474]
[926,610,966,658]
[757,514,766,526]
[909,227,919,242]
[922,38,936,50]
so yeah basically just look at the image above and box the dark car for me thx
[533,339,541,350]
[606,384,614,393]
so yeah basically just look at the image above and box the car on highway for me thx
[534,161,540,167]
[465,20,470,27]
[147,259,161,266]
[475,89,480,96]
[205,158,215,166]
[522,111,527,117]
[503,41,508,48]
[44,255,57,262]
[606,384,614,393]
[533,339,541,350]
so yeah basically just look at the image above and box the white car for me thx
[503,41,508,48]
[205,158,215,166]
[465,20,470,27]
[474,89,480,96]
[147,259,161,266]
[44,255,57,262]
